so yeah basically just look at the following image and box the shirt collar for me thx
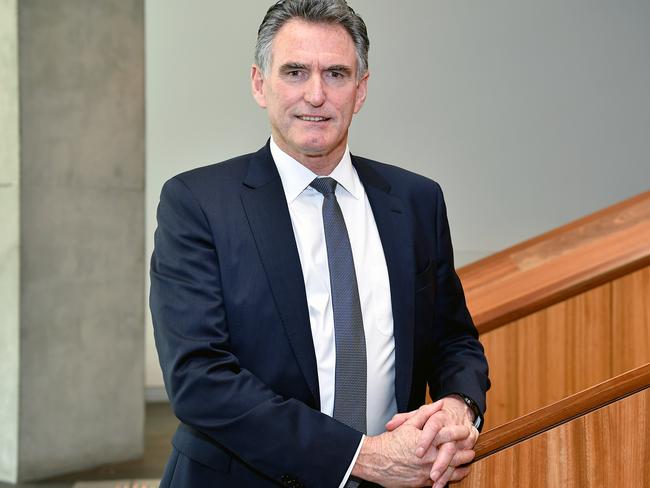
[270,136,363,203]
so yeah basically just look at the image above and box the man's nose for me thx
[304,75,325,106]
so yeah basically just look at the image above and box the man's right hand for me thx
[350,403,474,487]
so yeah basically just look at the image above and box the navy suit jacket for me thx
[150,142,490,487]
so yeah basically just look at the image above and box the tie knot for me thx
[310,177,337,197]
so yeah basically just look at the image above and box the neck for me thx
[271,136,347,176]
[298,152,344,176]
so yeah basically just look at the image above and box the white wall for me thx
[145,0,650,390]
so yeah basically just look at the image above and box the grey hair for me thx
[255,0,370,80]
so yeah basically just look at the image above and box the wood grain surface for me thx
[458,190,650,333]
[473,363,650,460]
[479,284,612,429]
[612,266,650,375]
[456,372,650,488]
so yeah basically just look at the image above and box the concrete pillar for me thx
[0,0,145,482]
[0,0,21,482]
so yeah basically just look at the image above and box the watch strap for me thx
[457,394,483,431]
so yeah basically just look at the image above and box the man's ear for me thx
[251,65,267,109]
[353,71,369,114]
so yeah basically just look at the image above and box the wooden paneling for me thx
[480,284,612,430]
[612,266,650,375]
[459,191,650,333]
[474,364,650,460]
[457,387,650,488]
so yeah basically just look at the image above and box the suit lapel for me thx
[353,157,415,413]
[240,144,321,408]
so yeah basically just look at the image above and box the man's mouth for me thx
[297,115,329,122]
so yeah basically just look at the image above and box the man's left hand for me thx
[385,396,479,487]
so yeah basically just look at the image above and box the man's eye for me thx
[328,71,344,78]
[285,70,307,79]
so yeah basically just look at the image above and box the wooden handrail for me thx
[458,191,650,334]
[473,362,650,461]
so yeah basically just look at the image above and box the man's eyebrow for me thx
[279,62,309,71]
[326,65,353,74]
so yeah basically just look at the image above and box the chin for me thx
[295,141,330,156]
[298,148,328,158]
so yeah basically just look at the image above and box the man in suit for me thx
[150,1,490,487]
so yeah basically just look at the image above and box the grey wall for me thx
[354,0,650,261]
[1,0,146,482]
[145,0,650,388]
[0,0,20,482]
[17,0,145,479]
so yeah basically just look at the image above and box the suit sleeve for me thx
[150,176,362,487]
[428,184,491,416]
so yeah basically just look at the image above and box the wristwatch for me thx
[457,394,482,431]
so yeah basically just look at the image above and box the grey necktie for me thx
[310,177,367,436]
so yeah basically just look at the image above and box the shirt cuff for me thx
[338,434,365,488]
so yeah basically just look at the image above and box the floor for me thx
[1,403,176,488]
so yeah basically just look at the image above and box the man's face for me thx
[251,19,368,167]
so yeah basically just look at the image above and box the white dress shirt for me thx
[271,138,397,485]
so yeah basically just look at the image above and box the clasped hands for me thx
[352,396,478,488]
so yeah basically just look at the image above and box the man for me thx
[150,1,490,487]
